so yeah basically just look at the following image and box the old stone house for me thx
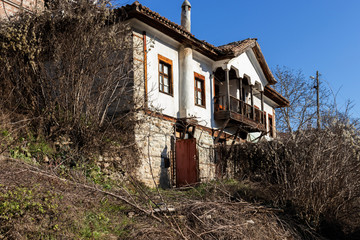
[0,0,43,18]
[116,0,289,188]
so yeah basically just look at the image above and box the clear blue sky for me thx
[115,0,360,119]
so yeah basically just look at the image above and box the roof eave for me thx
[264,86,289,108]
[116,3,220,60]
[252,42,277,85]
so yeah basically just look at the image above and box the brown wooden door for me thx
[176,138,198,187]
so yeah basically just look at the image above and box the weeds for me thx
[0,185,62,238]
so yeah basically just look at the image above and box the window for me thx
[158,55,173,95]
[194,72,205,107]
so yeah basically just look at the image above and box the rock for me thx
[128,212,135,218]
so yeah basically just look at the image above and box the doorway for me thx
[175,138,198,187]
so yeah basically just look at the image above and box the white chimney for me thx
[181,0,191,32]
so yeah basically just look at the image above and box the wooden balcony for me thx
[214,95,266,132]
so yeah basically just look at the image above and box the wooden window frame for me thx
[158,54,173,96]
[194,72,206,108]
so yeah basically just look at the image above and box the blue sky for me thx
[115,0,360,118]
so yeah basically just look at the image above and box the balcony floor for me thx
[214,110,266,132]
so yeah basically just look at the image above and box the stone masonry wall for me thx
[134,113,175,188]
[134,113,217,188]
[194,127,217,182]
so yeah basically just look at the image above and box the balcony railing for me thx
[214,95,266,128]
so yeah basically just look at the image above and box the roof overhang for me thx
[264,86,289,108]
[115,2,221,59]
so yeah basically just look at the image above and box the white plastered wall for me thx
[131,19,180,118]
[191,52,213,128]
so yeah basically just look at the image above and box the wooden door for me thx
[175,138,198,187]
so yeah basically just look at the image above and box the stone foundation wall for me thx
[134,113,174,188]
[134,113,217,188]
[194,128,217,182]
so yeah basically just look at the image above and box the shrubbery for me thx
[221,121,360,237]
[0,0,141,171]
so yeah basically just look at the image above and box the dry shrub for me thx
[128,181,318,240]
[178,201,295,240]
[0,0,142,171]
[222,122,360,236]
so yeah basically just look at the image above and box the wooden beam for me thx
[261,91,264,124]
[238,78,242,115]
[143,31,148,106]
[225,69,230,111]
[214,119,230,144]
[230,127,241,146]
[250,85,254,120]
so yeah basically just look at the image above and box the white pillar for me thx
[179,45,193,118]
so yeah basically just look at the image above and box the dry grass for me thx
[0,157,323,240]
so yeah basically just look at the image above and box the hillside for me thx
[0,156,320,240]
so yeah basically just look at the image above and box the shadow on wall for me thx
[159,145,170,189]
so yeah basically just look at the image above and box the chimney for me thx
[181,0,191,32]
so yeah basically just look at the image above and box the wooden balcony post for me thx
[250,85,254,120]
[261,91,264,123]
[239,78,243,115]
[239,79,243,100]
[225,68,230,111]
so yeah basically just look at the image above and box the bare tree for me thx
[273,66,314,132]
[273,66,332,133]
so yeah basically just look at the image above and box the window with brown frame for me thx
[158,55,173,95]
[194,72,205,107]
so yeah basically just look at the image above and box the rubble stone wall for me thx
[134,113,217,188]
